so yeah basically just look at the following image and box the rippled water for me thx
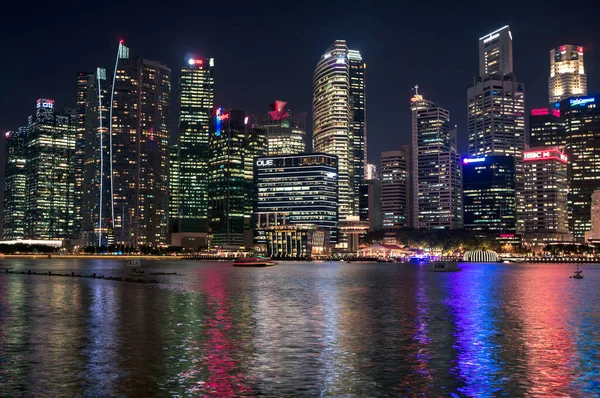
[0,259,599,396]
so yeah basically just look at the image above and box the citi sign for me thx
[256,159,274,167]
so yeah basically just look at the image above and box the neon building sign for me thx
[523,150,568,164]
[570,97,595,107]
[36,99,54,109]
[463,157,486,164]
[188,59,203,65]
[531,108,549,116]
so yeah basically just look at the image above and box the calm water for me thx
[0,259,599,397]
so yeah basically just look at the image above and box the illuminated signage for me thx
[256,159,274,167]
[531,108,549,116]
[523,150,568,164]
[570,97,595,107]
[188,58,203,66]
[483,32,499,44]
[36,99,54,109]
[463,157,485,164]
[5,132,10,138]
[552,109,560,118]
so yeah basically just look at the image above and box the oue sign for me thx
[256,159,273,167]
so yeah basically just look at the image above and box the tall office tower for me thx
[522,148,570,243]
[463,156,516,232]
[168,143,180,235]
[549,45,587,105]
[365,163,377,180]
[381,146,411,229]
[585,189,600,242]
[2,127,28,240]
[74,72,94,241]
[313,40,365,220]
[255,100,306,155]
[563,95,600,241]
[529,106,565,148]
[366,178,381,231]
[208,109,267,248]
[468,25,525,157]
[25,99,77,240]
[111,44,171,247]
[80,68,113,247]
[172,57,214,235]
[254,153,339,243]
[411,87,462,229]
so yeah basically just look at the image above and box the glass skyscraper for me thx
[171,57,214,235]
[256,100,306,156]
[381,146,411,229]
[2,127,28,240]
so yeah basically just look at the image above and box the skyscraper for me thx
[257,100,306,155]
[479,25,513,77]
[171,57,214,235]
[2,127,28,240]
[549,45,587,105]
[75,71,94,241]
[411,87,462,229]
[111,44,171,247]
[381,146,411,229]
[208,108,266,248]
[313,40,366,220]
[529,106,565,148]
[563,95,600,241]
[25,99,77,240]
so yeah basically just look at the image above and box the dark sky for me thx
[1,0,599,192]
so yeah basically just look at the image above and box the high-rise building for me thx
[208,108,266,248]
[80,68,112,247]
[257,100,306,155]
[529,106,565,148]
[2,127,28,240]
[463,155,516,232]
[468,25,525,157]
[522,148,570,243]
[381,146,411,229]
[365,163,377,180]
[585,189,600,242]
[171,57,214,235]
[254,153,339,243]
[313,40,366,220]
[111,44,171,247]
[549,45,587,105]
[25,99,77,240]
[563,95,600,241]
[365,178,381,231]
[411,87,462,229]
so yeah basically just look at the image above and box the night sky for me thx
[1,0,600,222]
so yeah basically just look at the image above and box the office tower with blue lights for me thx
[171,57,214,236]
[257,100,306,156]
[381,146,411,229]
[25,99,77,240]
[208,109,267,248]
[549,45,587,105]
[411,87,462,229]
[563,95,600,241]
[313,40,366,224]
[111,44,171,247]
[2,127,28,240]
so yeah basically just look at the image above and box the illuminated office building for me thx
[585,190,600,242]
[549,45,587,105]
[257,100,306,155]
[529,106,565,148]
[111,44,171,247]
[563,95,600,241]
[171,57,214,234]
[381,146,411,229]
[313,40,366,220]
[254,153,338,243]
[411,87,462,229]
[25,99,77,240]
[522,148,570,243]
[208,109,267,248]
[463,155,516,232]
[2,127,28,240]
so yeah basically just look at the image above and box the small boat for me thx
[233,258,276,267]
[126,258,145,274]
[376,258,394,263]
[429,262,461,272]
[571,264,584,279]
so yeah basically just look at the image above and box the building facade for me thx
[209,108,267,248]
[585,189,600,242]
[257,100,306,156]
[463,155,516,232]
[2,127,28,240]
[313,40,365,220]
[25,99,77,240]
[254,153,339,243]
[563,95,600,241]
[529,106,565,148]
[549,45,587,105]
[521,148,570,242]
[171,57,214,235]
[411,88,462,229]
[381,146,411,229]
[111,44,171,247]
[264,224,330,259]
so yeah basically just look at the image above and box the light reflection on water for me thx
[0,259,599,396]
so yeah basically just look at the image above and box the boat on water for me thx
[126,258,145,274]
[571,264,584,279]
[233,258,276,267]
[376,258,394,263]
[428,262,461,272]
